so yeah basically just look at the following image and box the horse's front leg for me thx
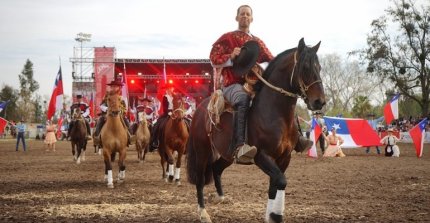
[254,151,287,223]
[117,149,126,183]
[174,148,184,186]
[164,146,175,183]
[71,142,76,160]
[103,150,114,188]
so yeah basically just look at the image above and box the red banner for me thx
[94,47,115,115]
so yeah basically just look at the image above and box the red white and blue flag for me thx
[308,118,322,158]
[409,118,427,158]
[384,93,400,125]
[323,116,382,148]
[47,67,64,121]
[0,117,8,135]
[0,100,10,113]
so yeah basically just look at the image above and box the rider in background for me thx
[68,94,91,140]
[93,76,133,145]
[149,85,174,152]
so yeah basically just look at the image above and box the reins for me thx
[254,50,321,101]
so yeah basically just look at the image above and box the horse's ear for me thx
[312,41,321,53]
[298,38,306,54]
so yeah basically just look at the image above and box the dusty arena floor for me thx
[0,139,429,223]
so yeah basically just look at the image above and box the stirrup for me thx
[235,144,257,164]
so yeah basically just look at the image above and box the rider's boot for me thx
[67,122,74,141]
[294,135,314,153]
[85,119,92,140]
[229,95,256,164]
[93,117,106,146]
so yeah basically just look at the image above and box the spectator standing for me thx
[15,119,26,151]
[366,114,384,154]
[44,120,57,152]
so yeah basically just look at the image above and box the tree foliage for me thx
[0,85,20,121]
[17,59,40,122]
[351,96,373,118]
[359,0,430,116]
[320,54,386,115]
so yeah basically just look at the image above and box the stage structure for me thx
[70,37,214,115]
[115,58,214,106]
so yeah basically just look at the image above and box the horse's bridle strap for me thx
[109,111,120,117]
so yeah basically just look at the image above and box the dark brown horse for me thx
[159,93,189,185]
[100,91,128,188]
[70,108,88,164]
[186,38,326,223]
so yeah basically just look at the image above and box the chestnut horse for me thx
[186,38,326,222]
[70,108,87,164]
[100,91,128,188]
[158,93,189,185]
[135,113,150,163]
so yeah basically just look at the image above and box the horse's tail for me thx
[186,133,213,185]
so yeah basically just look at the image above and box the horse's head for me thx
[171,93,185,120]
[107,90,121,116]
[73,108,82,119]
[291,38,326,111]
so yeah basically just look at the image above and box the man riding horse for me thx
[149,85,175,152]
[93,76,134,146]
[209,6,313,163]
[68,94,91,140]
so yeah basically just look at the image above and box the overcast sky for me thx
[0,0,414,100]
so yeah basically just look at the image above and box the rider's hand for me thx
[230,47,241,60]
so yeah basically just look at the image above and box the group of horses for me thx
[68,38,325,223]
[68,90,189,188]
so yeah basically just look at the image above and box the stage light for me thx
[130,79,135,84]
[184,80,188,84]
[137,72,142,76]
[169,79,173,84]
[194,80,199,84]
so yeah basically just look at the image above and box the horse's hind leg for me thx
[117,150,127,183]
[103,151,114,188]
[209,158,231,204]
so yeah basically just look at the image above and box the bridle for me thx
[170,99,185,120]
[254,50,322,101]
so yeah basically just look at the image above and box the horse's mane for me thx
[254,48,296,92]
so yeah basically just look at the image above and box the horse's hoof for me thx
[76,159,81,165]
[107,183,114,189]
[175,179,181,186]
[208,194,224,204]
[117,179,124,184]
[168,176,174,183]
[164,177,168,183]
[198,207,212,223]
[269,213,283,223]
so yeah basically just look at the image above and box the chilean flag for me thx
[0,117,8,135]
[324,116,382,148]
[383,93,400,125]
[0,100,10,113]
[47,67,63,121]
[409,118,427,158]
[308,118,322,158]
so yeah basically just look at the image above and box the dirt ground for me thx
[0,139,429,223]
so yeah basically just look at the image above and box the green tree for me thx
[351,96,372,118]
[0,85,19,121]
[357,0,430,116]
[18,59,39,122]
